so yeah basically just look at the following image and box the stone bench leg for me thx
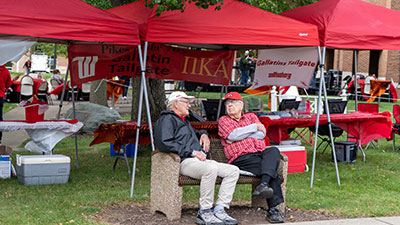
[150,152,183,220]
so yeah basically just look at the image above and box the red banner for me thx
[68,43,234,86]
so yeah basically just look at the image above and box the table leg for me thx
[112,145,131,176]
[358,140,366,162]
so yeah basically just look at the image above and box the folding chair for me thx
[79,82,91,101]
[67,81,79,101]
[19,75,34,101]
[50,79,61,91]
[309,99,348,153]
[355,103,379,150]
[37,81,53,105]
[201,99,226,121]
[392,105,400,151]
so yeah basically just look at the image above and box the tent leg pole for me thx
[130,43,147,198]
[217,85,225,119]
[320,48,340,186]
[310,47,324,188]
[70,84,79,169]
[310,46,340,187]
[57,65,69,120]
[141,42,155,152]
[354,50,359,111]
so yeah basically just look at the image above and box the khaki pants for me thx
[180,158,240,210]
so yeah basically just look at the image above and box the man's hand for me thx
[199,134,210,152]
[194,150,206,161]
[256,123,266,135]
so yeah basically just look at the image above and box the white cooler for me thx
[16,154,70,185]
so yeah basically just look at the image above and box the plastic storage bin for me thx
[110,144,135,157]
[16,154,70,185]
[274,145,307,173]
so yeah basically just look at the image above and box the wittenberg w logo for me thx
[72,56,98,79]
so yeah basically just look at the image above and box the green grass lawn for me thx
[1,93,400,224]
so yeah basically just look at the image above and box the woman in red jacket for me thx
[0,65,12,144]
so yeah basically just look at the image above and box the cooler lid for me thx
[272,145,306,151]
[17,154,70,166]
[0,155,11,161]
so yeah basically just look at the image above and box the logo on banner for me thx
[72,56,98,79]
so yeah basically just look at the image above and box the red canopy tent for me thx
[281,0,400,50]
[107,0,319,49]
[0,0,141,168]
[0,0,140,45]
[281,0,400,187]
[107,0,321,197]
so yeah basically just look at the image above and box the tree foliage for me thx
[84,0,316,14]
[32,43,68,57]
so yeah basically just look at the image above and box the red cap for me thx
[223,92,243,101]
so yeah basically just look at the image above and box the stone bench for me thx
[150,138,288,220]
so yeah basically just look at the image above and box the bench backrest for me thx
[209,138,228,163]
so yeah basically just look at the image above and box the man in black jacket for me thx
[154,91,240,225]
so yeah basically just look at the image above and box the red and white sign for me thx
[68,43,234,86]
[252,47,318,89]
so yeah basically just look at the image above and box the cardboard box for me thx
[16,154,70,185]
[274,145,307,174]
[110,144,135,157]
[0,145,12,156]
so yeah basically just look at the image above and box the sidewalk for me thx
[2,100,72,150]
[266,216,400,225]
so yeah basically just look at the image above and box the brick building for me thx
[327,0,400,83]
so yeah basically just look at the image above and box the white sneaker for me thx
[123,96,127,100]
[214,209,238,225]
[196,210,224,225]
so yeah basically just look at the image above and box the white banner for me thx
[252,47,318,89]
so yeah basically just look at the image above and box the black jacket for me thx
[154,110,207,161]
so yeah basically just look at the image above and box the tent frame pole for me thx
[130,41,155,198]
[57,65,69,120]
[56,65,79,168]
[354,50,359,111]
[310,46,340,187]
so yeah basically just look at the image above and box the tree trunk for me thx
[131,77,166,123]
[90,79,108,107]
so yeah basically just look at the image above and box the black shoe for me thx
[252,182,273,198]
[266,206,284,223]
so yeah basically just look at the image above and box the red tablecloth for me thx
[49,83,83,96]
[90,121,219,151]
[11,78,44,94]
[260,112,392,145]
[90,112,392,149]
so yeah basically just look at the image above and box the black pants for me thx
[120,76,131,97]
[0,97,3,143]
[232,147,284,208]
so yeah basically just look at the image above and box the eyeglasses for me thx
[225,99,242,105]
[178,99,191,105]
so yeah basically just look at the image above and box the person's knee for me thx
[204,164,219,177]
[229,165,240,179]
[267,147,281,158]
